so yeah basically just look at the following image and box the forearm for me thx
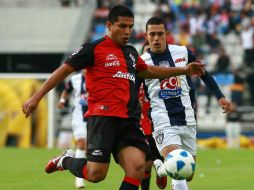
[201,71,224,100]
[137,65,187,79]
[33,64,74,101]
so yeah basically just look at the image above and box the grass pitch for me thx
[0,148,253,190]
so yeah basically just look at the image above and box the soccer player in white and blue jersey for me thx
[57,70,88,189]
[142,17,233,190]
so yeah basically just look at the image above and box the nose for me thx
[154,34,159,40]
[124,27,131,35]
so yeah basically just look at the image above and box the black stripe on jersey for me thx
[148,48,186,126]
[123,46,139,118]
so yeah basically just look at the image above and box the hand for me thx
[218,97,233,114]
[57,102,65,109]
[22,96,40,118]
[185,62,205,76]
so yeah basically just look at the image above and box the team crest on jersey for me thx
[159,77,182,99]
[155,131,164,144]
[106,54,117,61]
[159,60,170,67]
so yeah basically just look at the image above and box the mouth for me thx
[122,37,129,42]
[153,43,160,47]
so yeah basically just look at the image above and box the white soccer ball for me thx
[164,149,195,180]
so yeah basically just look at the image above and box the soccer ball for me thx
[164,149,195,180]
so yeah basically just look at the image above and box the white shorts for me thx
[71,118,87,140]
[153,125,197,155]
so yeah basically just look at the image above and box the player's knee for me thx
[126,161,145,180]
[86,170,107,183]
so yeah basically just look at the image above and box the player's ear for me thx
[144,32,148,41]
[106,21,112,32]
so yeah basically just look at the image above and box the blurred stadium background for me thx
[0,0,254,189]
[1,0,254,149]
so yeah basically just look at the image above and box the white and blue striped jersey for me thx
[65,72,88,120]
[141,45,197,130]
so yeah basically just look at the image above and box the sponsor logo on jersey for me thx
[175,57,186,63]
[106,54,118,61]
[155,131,164,144]
[113,71,135,82]
[159,77,182,99]
[91,150,103,156]
[105,54,120,67]
[105,60,120,67]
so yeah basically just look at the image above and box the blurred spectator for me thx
[246,69,254,105]
[176,23,192,46]
[240,20,254,68]
[215,48,231,73]
[207,32,222,53]
[60,0,71,7]
[230,69,245,106]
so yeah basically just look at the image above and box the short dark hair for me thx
[107,5,134,23]
[145,17,167,31]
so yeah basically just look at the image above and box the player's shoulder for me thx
[168,44,187,53]
[140,51,151,62]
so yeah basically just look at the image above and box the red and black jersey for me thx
[139,84,152,135]
[65,35,148,118]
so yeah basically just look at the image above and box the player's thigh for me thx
[86,116,117,163]
[153,126,182,155]
[113,118,150,163]
[118,146,146,178]
[181,125,197,156]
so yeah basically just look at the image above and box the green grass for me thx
[0,148,253,190]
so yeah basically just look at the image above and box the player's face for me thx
[145,24,167,54]
[107,16,134,47]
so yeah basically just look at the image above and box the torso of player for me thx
[141,45,196,129]
[66,36,147,118]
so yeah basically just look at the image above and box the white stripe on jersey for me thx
[141,45,196,130]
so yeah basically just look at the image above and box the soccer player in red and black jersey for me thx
[138,83,167,190]
[22,5,204,190]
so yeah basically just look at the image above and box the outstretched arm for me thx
[201,71,233,114]
[137,62,205,79]
[22,64,75,117]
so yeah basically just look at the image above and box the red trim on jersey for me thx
[82,165,88,180]
[123,176,140,187]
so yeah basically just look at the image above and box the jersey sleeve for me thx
[187,49,197,64]
[201,70,225,100]
[136,56,148,72]
[65,79,73,94]
[65,43,95,70]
